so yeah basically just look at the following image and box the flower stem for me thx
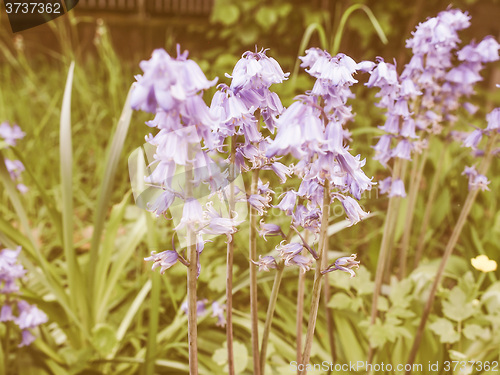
[226,136,236,375]
[185,152,198,375]
[399,147,428,278]
[367,159,403,363]
[414,146,445,268]
[299,180,330,374]
[296,260,306,373]
[260,262,285,375]
[249,168,261,375]
[322,234,336,364]
[405,134,497,374]
[295,232,309,373]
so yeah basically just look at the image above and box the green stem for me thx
[143,214,159,375]
[4,320,10,375]
[296,261,306,374]
[185,150,198,375]
[295,232,310,372]
[260,262,285,374]
[322,234,336,365]
[367,159,403,363]
[299,180,330,374]
[226,136,236,375]
[331,4,388,55]
[405,134,498,374]
[249,168,261,375]
[414,146,446,268]
[399,147,428,279]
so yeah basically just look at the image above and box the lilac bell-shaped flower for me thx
[144,250,179,274]
[251,255,278,272]
[322,254,360,278]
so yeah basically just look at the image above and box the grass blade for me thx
[59,61,87,338]
[88,85,134,319]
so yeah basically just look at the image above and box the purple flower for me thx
[146,190,176,217]
[463,129,483,149]
[19,330,36,347]
[227,49,289,91]
[462,166,490,191]
[131,47,217,113]
[258,221,284,241]
[286,255,313,273]
[181,299,208,317]
[201,202,243,242]
[486,108,500,132]
[339,196,369,226]
[144,250,179,273]
[457,36,500,63]
[252,255,278,272]
[0,246,26,293]
[247,194,271,215]
[275,191,298,215]
[211,301,226,327]
[388,179,406,198]
[174,198,205,232]
[0,122,25,146]
[0,304,13,322]
[270,162,291,184]
[275,241,303,263]
[15,301,48,330]
[322,254,360,278]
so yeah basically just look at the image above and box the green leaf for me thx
[350,266,374,295]
[389,277,413,306]
[429,318,460,344]
[256,7,278,30]
[207,264,229,293]
[211,3,240,26]
[88,85,134,310]
[367,321,391,348]
[442,287,475,321]
[91,324,118,356]
[377,295,389,311]
[328,292,352,310]
[463,324,490,341]
[212,341,248,373]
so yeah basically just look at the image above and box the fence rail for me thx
[77,0,214,16]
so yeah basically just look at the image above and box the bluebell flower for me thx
[275,191,298,216]
[462,165,490,191]
[181,299,208,317]
[286,255,313,273]
[131,47,217,113]
[228,49,289,92]
[322,254,360,277]
[144,250,179,273]
[339,196,369,226]
[211,301,226,327]
[15,301,48,330]
[258,221,284,241]
[275,241,304,263]
[0,122,25,146]
[252,255,278,272]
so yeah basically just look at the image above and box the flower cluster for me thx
[0,246,48,347]
[254,48,372,275]
[366,9,499,197]
[210,48,290,215]
[0,122,28,194]
[132,46,246,275]
[461,106,499,191]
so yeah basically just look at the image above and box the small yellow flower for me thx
[471,255,497,273]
